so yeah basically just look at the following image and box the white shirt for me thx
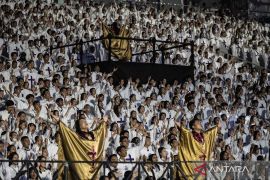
[17,148,35,160]
[39,168,52,180]
[140,146,154,159]
[5,164,20,180]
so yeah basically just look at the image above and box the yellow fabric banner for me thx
[102,23,132,60]
[58,122,107,180]
[178,126,218,180]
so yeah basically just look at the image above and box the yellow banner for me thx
[178,126,218,179]
[102,23,132,60]
[58,122,107,180]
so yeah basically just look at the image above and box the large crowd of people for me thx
[0,0,270,179]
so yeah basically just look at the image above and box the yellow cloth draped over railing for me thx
[57,122,107,180]
[102,23,132,60]
[177,126,218,180]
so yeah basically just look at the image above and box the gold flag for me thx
[57,122,107,180]
[177,126,218,180]
[102,23,132,60]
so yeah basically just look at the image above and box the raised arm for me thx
[47,107,61,125]
[204,120,221,135]
[174,120,191,138]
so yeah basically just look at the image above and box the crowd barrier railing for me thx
[0,160,269,180]
[49,35,195,66]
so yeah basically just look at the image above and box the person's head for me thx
[28,123,36,133]
[213,117,220,126]
[130,94,136,102]
[90,88,96,96]
[108,154,118,168]
[148,154,158,162]
[43,53,50,63]
[131,137,140,147]
[33,100,41,110]
[120,130,129,138]
[130,117,138,128]
[120,136,129,148]
[138,105,145,114]
[189,119,202,131]
[253,130,261,141]
[21,136,30,149]
[7,145,16,155]
[159,112,166,120]
[6,100,15,113]
[145,136,151,147]
[110,122,118,132]
[145,97,151,106]
[130,111,137,118]
[35,135,42,145]
[0,140,4,154]
[9,131,18,142]
[41,147,48,158]
[56,98,64,107]
[169,138,179,148]
[8,152,19,165]
[37,155,46,169]
[237,138,243,148]
[224,145,231,153]
[17,111,26,121]
[108,76,113,84]
[27,60,34,70]
[158,147,167,158]
[150,116,158,125]
[116,145,127,158]
[220,150,229,160]
[187,102,195,112]
[221,114,227,121]
[26,94,34,104]
[29,167,38,179]
[75,118,89,132]
[252,145,259,155]
[42,89,51,100]
[11,60,17,69]
[97,100,104,108]
[70,98,77,106]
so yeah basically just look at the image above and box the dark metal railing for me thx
[49,35,195,66]
[0,160,269,180]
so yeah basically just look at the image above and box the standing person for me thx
[175,118,220,179]
[49,113,108,179]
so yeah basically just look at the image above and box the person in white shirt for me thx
[19,167,39,180]
[140,136,155,161]
[5,152,21,180]
[0,1,270,178]
[36,156,52,180]
[116,145,132,175]
[17,136,35,160]
[232,138,245,161]
[32,135,42,156]
[103,154,123,178]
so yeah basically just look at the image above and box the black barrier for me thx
[49,35,195,66]
[84,61,194,84]
[0,160,269,180]
[49,34,195,84]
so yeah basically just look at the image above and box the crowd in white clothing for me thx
[0,0,270,180]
